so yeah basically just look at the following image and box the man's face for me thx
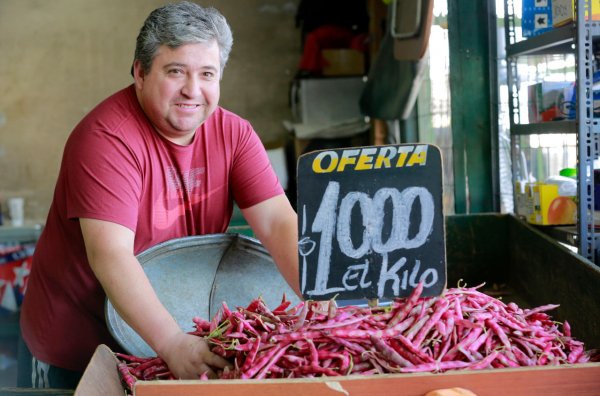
[134,41,221,145]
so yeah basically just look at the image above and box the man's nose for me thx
[181,75,202,97]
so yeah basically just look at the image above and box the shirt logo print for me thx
[167,167,205,194]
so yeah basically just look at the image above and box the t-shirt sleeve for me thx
[230,123,284,209]
[63,127,141,231]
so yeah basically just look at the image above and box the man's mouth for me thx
[177,103,200,109]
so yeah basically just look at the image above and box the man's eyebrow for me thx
[163,62,187,69]
[162,62,218,72]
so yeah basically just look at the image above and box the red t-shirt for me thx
[20,85,284,371]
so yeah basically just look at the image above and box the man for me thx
[18,1,299,388]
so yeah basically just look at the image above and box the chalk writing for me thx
[301,181,436,297]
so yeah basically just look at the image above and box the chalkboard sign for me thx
[297,144,446,301]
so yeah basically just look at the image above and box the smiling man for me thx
[135,41,221,145]
[18,2,299,389]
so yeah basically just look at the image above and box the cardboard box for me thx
[525,183,577,225]
[514,181,529,218]
[321,49,365,76]
[75,345,600,396]
[531,81,600,122]
[527,81,572,122]
[522,0,554,37]
[552,0,600,27]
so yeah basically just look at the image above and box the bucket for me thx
[105,233,299,357]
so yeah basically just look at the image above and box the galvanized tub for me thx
[106,233,299,357]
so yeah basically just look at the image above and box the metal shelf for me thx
[506,23,600,58]
[511,120,600,136]
[506,25,576,57]
[511,121,576,135]
[504,0,598,262]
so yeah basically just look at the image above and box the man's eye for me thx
[203,72,214,79]
[168,69,184,75]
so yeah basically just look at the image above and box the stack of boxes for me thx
[552,0,600,28]
[515,176,577,226]
[522,0,600,38]
[523,1,600,122]
[522,0,553,37]
[527,81,573,122]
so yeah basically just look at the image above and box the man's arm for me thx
[80,218,230,378]
[241,194,301,297]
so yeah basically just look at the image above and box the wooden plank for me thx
[136,380,354,396]
[340,365,600,396]
[0,389,73,396]
[74,345,600,396]
[134,364,600,396]
[74,345,123,396]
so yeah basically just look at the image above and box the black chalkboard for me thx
[297,144,446,301]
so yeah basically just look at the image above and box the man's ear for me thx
[133,60,145,90]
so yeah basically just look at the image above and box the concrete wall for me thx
[0,0,300,223]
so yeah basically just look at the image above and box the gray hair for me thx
[133,1,233,77]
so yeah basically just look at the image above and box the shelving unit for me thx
[503,0,599,262]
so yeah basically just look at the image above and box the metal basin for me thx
[105,233,299,357]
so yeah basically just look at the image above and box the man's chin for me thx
[154,126,199,145]
[172,116,207,131]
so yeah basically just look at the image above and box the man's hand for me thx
[159,332,232,379]
[80,218,231,379]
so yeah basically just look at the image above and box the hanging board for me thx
[297,144,446,301]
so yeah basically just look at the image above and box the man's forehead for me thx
[157,41,219,55]
[154,42,219,66]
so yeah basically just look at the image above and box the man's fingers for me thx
[199,364,217,379]
[204,350,233,369]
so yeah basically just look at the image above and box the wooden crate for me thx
[75,344,600,396]
[75,214,600,395]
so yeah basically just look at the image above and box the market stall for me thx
[75,213,600,395]
[75,145,600,395]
